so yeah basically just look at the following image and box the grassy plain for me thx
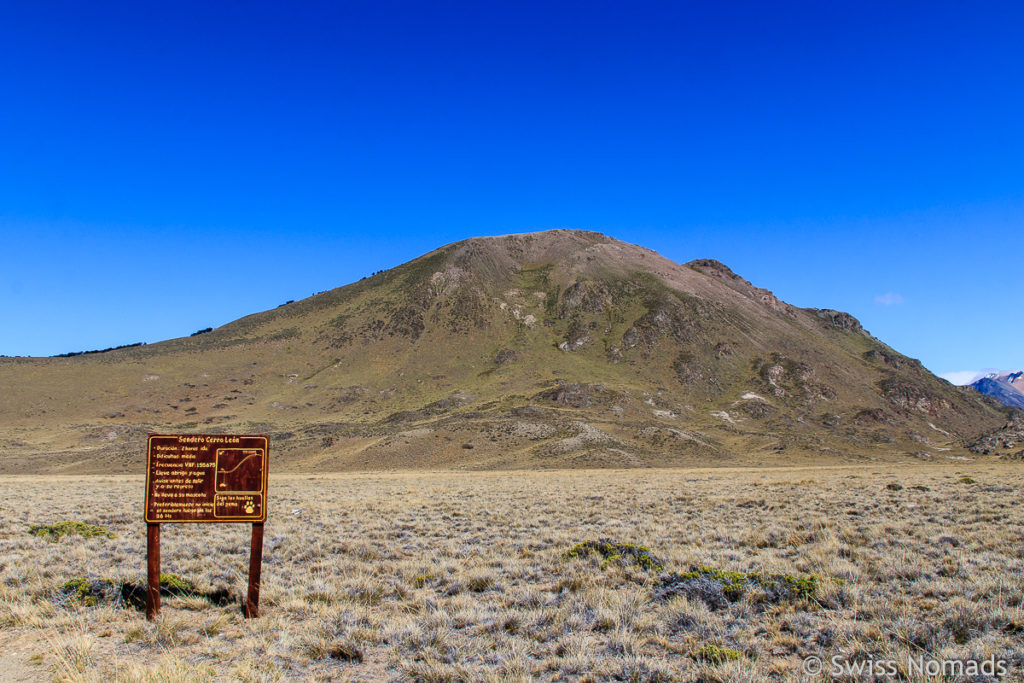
[1,465,1023,681]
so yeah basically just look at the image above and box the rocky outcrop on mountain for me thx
[968,416,1024,455]
[879,374,952,415]
[863,349,903,369]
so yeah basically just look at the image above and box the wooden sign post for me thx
[144,434,269,620]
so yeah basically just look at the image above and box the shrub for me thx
[58,578,120,607]
[566,539,664,572]
[655,566,821,607]
[158,573,195,594]
[58,573,206,610]
[411,573,435,588]
[28,521,114,542]
[691,644,743,663]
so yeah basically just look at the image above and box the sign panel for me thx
[145,434,268,523]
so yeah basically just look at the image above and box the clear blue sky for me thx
[1,1,1021,379]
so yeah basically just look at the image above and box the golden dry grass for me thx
[1,464,1023,681]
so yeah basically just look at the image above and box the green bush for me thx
[57,573,201,610]
[28,521,114,542]
[657,565,824,606]
[691,644,743,663]
[158,573,195,593]
[566,539,664,572]
[58,578,117,607]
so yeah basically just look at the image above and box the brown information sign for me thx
[145,434,268,523]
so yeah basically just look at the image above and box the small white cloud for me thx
[874,292,904,306]
[939,370,988,386]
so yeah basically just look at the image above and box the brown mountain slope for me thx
[0,229,1015,473]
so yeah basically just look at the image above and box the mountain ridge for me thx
[0,229,1016,474]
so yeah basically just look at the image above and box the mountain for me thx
[0,230,1016,474]
[970,371,1024,410]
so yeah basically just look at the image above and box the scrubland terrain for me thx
[2,464,1023,682]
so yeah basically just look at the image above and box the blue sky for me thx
[1,1,1021,379]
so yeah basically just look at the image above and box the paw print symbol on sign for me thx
[244,502,255,514]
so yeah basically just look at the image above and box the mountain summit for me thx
[970,371,1024,410]
[0,229,1016,473]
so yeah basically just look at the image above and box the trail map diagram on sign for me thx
[216,448,264,492]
